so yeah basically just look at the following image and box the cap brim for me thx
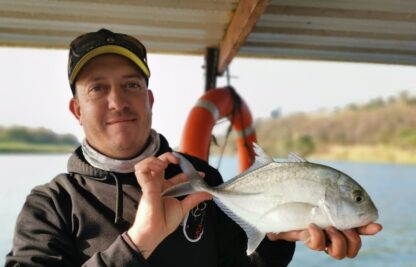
[69,45,150,84]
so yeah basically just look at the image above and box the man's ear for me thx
[148,89,154,108]
[69,98,82,125]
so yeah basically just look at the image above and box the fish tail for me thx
[172,152,209,190]
[162,152,210,197]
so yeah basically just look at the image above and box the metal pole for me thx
[204,47,219,91]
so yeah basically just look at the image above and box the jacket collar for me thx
[67,133,172,178]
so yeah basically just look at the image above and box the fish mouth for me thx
[358,211,379,224]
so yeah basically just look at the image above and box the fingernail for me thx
[300,230,311,244]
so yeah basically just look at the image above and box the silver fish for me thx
[164,144,379,254]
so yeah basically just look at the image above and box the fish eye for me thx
[353,190,363,203]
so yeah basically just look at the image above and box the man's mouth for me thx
[106,118,136,125]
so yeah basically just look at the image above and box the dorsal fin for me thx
[287,152,308,163]
[253,142,274,167]
[231,143,273,178]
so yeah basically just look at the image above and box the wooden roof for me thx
[1,0,416,73]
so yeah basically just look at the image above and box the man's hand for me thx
[127,152,212,259]
[267,223,382,260]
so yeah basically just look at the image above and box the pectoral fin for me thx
[256,202,321,231]
[258,202,317,220]
[319,199,338,228]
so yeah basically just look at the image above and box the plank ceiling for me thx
[1,0,416,70]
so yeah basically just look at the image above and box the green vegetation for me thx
[211,91,416,164]
[0,126,79,153]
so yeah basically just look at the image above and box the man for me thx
[6,29,381,266]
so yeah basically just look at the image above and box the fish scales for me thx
[214,163,331,228]
[220,162,334,204]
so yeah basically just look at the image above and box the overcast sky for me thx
[1,47,416,147]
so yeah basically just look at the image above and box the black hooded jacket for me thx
[6,135,295,267]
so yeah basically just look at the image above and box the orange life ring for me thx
[179,87,257,172]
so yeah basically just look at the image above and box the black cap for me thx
[68,28,150,95]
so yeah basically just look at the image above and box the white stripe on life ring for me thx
[195,99,220,121]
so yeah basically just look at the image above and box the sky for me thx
[1,47,416,147]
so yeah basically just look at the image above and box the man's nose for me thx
[108,86,129,110]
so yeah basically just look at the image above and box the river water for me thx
[1,154,415,266]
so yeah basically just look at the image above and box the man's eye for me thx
[89,84,105,93]
[126,82,141,89]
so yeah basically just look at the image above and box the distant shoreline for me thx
[0,142,77,154]
[0,125,80,154]
[309,144,416,165]
[211,144,416,165]
[3,143,415,165]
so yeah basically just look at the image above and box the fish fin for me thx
[173,152,198,174]
[172,152,209,192]
[235,143,273,177]
[258,202,316,221]
[287,152,308,163]
[247,230,266,255]
[253,142,274,166]
[162,181,195,197]
[319,199,339,228]
[214,198,265,255]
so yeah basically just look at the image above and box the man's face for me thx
[70,54,154,159]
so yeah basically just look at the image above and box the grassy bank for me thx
[0,141,76,154]
[211,143,416,164]
[310,145,416,164]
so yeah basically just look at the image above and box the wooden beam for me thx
[218,0,268,74]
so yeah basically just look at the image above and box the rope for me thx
[215,86,254,170]
[216,121,233,170]
[228,86,255,165]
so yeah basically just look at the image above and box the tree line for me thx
[0,126,79,146]
[211,91,416,158]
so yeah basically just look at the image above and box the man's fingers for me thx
[343,229,362,258]
[135,157,167,175]
[180,192,212,215]
[267,230,310,242]
[325,227,347,260]
[266,225,323,244]
[304,224,326,251]
[163,170,206,191]
[134,157,170,194]
[163,173,188,189]
[268,223,380,260]
[158,152,179,164]
[356,223,383,235]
